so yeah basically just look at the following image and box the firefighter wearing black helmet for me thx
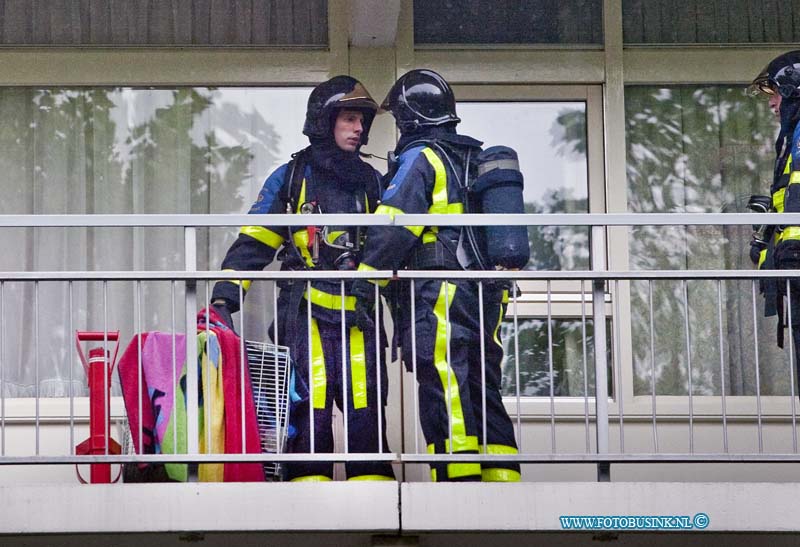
[352,69,521,482]
[210,76,394,482]
[750,51,800,382]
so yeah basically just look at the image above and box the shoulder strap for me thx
[283,146,311,214]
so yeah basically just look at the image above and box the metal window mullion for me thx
[103,281,109,457]
[513,282,522,451]
[175,281,181,455]
[137,281,144,455]
[445,282,453,454]
[68,281,74,455]
[307,280,314,454]
[34,281,40,456]
[184,226,199,457]
[375,281,383,454]
[614,280,624,453]
[239,282,246,454]
[411,279,420,455]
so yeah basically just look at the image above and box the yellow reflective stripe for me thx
[785,154,794,175]
[774,187,786,213]
[501,289,509,304]
[433,282,473,453]
[290,474,331,482]
[791,171,800,185]
[758,247,768,268]
[356,262,389,288]
[325,230,347,245]
[447,202,463,214]
[295,179,307,214]
[304,286,356,311]
[240,225,284,249]
[350,326,367,409]
[422,231,438,244]
[292,229,315,268]
[782,226,800,242]
[421,147,448,215]
[442,436,479,453]
[310,319,326,410]
[426,442,481,481]
[347,474,394,481]
[375,203,424,237]
[480,443,518,455]
[220,269,251,292]
[492,299,504,348]
[481,468,521,482]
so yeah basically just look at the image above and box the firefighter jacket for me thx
[211,150,382,326]
[357,130,483,276]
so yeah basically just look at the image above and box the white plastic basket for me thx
[245,339,292,481]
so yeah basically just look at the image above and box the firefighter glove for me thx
[351,279,376,332]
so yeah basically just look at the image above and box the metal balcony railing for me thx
[1,212,800,483]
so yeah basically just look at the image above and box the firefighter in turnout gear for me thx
[353,69,524,482]
[211,76,394,482]
[750,50,800,391]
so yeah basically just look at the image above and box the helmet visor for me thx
[748,64,776,96]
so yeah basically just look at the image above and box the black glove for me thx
[211,300,236,332]
[351,279,376,332]
[749,238,767,266]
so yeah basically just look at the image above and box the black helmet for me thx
[380,69,460,133]
[303,75,379,145]
[750,50,800,99]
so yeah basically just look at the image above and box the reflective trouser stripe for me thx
[347,474,394,481]
[220,270,251,292]
[428,442,481,482]
[240,225,284,249]
[432,282,475,455]
[492,298,504,348]
[350,326,367,409]
[479,444,520,482]
[304,285,356,311]
[290,474,331,482]
[782,226,800,242]
[310,319,326,410]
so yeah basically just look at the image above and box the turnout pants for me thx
[286,314,393,481]
[399,279,520,482]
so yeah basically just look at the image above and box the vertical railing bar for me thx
[614,280,624,453]
[375,282,383,455]
[201,282,209,455]
[445,282,453,454]
[0,282,4,456]
[239,283,246,454]
[591,225,610,480]
[682,280,694,454]
[717,280,728,453]
[787,279,798,453]
[648,280,658,453]
[184,226,199,457]
[547,279,555,453]
[175,281,181,454]
[103,280,110,457]
[34,281,40,456]
[411,279,420,455]
[307,280,314,454]
[513,281,522,452]
[137,281,143,456]
[68,281,74,455]
[273,282,282,455]
[752,280,764,454]
[340,280,349,455]
[580,280,590,454]
[478,281,487,453]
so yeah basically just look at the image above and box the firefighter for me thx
[210,76,394,482]
[750,50,800,390]
[352,69,522,482]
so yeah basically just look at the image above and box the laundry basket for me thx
[245,339,292,481]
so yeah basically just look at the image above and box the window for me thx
[414,0,602,45]
[622,0,800,44]
[625,85,793,396]
[0,0,328,46]
[0,86,310,397]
